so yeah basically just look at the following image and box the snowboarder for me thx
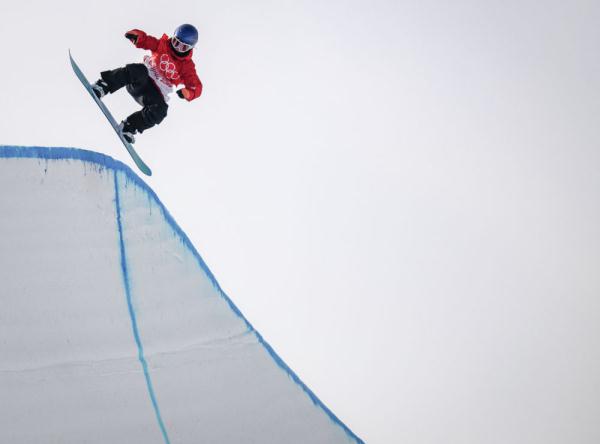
[92,24,203,143]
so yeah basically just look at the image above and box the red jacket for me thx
[128,29,202,101]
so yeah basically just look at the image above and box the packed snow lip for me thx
[0,146,363,442]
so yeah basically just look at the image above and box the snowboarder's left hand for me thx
[125,31,140,44]
[177,88,193,100]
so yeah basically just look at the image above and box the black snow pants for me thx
[101,64,168,133]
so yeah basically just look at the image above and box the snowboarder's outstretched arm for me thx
[124,29,160,51]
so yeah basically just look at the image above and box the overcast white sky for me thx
[2,1,600,442]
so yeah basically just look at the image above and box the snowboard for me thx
[68,50,152,176]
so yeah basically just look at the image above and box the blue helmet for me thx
[172,24,198,51]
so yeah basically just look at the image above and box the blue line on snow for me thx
[113,170,171,444]
[0,145,364,444]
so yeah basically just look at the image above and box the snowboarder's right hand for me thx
[125,31,140,44]
[177,88,194,101]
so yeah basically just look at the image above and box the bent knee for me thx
[145,103,168,125]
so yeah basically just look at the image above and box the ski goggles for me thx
[171,36,194,53]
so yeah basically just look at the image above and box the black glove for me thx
[125,32,138,44]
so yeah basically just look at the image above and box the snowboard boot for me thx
[92,79,110,99]
[119,120,137,144]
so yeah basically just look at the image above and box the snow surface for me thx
[0,146,363,444]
